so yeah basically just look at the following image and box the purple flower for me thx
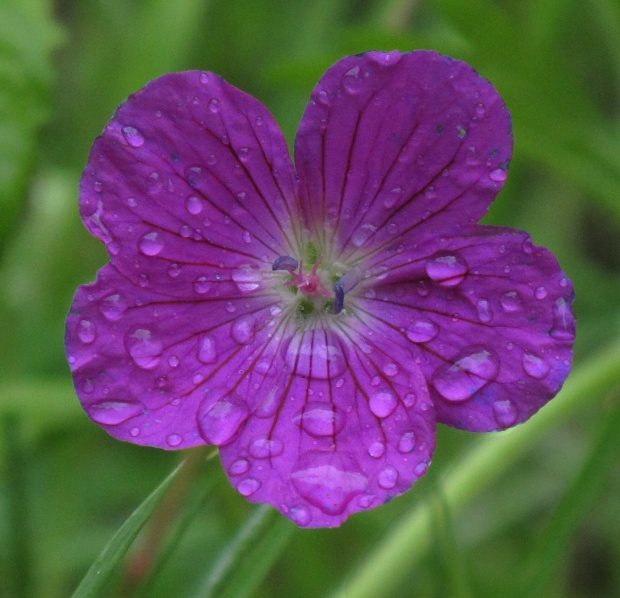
[65,50,575,528]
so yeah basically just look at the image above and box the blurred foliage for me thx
[1,0,620,597]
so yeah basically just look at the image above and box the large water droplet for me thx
[377,466,398,489]
[522,352,550,379]
[368,441,386,458]
[98,293,127,321]
[231,315,258,345]
[186,195,203,215]
[78,319,96,344]
[237,478,260,496]
[492,399,518,428]
[229,458,250,475]
[425,252,468,287]
[285,331,347,378]
[122,126,145,147]
[139,231,164,256]
[293,402,345,437]
[432,346,499,402]
[89,400,143,425]
[369,390,398,418]
[489,168,507,182]
[397,431,416,453]
[232,266,261,292]
[198,397,249,444]
[126,329,163,370]
[249,436,284,459]
[291,451,368,515]
[166,433,183,447]
[197,334,217,364]
[406,318,439,343]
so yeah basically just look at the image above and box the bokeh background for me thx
[2,0,620,596]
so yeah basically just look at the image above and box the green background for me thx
[1,0,620,596]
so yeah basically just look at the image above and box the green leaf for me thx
[71,459,187,598]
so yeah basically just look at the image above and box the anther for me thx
[272,255,299,272]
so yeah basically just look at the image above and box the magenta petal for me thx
[65,264,285,448]
[219,327,435,527]
[295,51,511,258]
[80,71,300,298]
[358,225,574,431]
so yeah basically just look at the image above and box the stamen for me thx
[333,283,345,314]
[332,267,363,314]
[272,255,299,272]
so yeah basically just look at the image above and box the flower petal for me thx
[65,264,286,448]
[294,50,511,259]
[80,71,300,299]
[352,225,574,431]
[219,325,435,528]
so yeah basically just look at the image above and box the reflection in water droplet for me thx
[432,346,499,402]
[285,330,347,379]
[78,319,96,344]
[89,400,143,425]
[294,402,345,437]
[291,451,368,515]
[231,315,258,345]
[126,329,163,370]
[406,318,439,343]
[232,266,261,292]
[198,397,249,444]
[425,252,468,287]
[139,231,164,256]
[492,399,518,428]
[522,352,550,379]
[369,390,398,418]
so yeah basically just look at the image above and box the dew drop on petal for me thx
[249,436,284,459]
[130,427,140,437]
[185,195,203,215]
[237,478,260,496]
[432,346,499,402]
[369,390,398,418]
[368,441,386,458]
[291,451,368,515]
[377,466,398,489]
[425,252,468,286]
[78,319,96,344]
[343,66,363,94]
[166,433,183,447]
[397,431,416,453]
[489,168,507,182]
[198,397,250,445]
[403,392,417,408]
[232,266,261,293]
[294,402,345,437]
[122,126,145,147]
[476,299,493,323]
[406,318,439,343]
[168,355,179,368]
[89,400,143,425]
[492,399,518,428]
[193,276,211,294]
[208,98,220,113]
[98,293,127,321]
[535,286,548,299]
[500,291,522,312]
[522,352,550,379]
[383,363,399,377]
[139,231,164,256]
[125,329,163,370]
[231,315,257,345]
[229,458,250,475]
[197,334,217,364]
[82,378,95,394]
[550,297,575,340]
[289,506,311,526]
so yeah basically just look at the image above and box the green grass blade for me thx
[71,459,186,598]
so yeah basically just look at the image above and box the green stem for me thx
[332,341,620,598]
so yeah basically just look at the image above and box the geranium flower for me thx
[65,50,575,528]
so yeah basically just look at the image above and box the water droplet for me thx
[78,319,96,344]
[475,103,486,118]
[414,461,429,477]
[377,466,398,489]
[286,331,347,378]
[249,436,284,459]
[197,334,217,364]
[382,187,402,209]
[489,168,507,182]
[343,66,363,94]
[368,441,386,458]
[492,399,518,428]
[522,352,550,379]
[406,318,439,343]
[289,506,311,526]
[294,402,345,437]
[500,291,522,312]
[351,223,378,247]
[208,98,220,113]
[89,400,143,425]
[193,276,211,294]
[225,301,236,314]
[237,478,260,496]
[232,266,261,292]
[476,299,493,323]
[130,427,140,437]
[397,431,416,453]
[139,231,164,256]
[535,286,548,299]
[403,392,417,407]
[126,329,163,370]
[168,355,179,368]
[126,197,137,208]
[167,263,181,278]
[122,126,145,147]
[369,390,398,418]
[199,72,210,84]
[99,293,127,321]
[432,346,499,402]
[550,297,575,340]
[198,397,249,444]
[82,378,95,394]
[231,315,257,345]
[186,195,203,215]
[291,451,368,515]
[166,433,183,447]
[229,458,250,475]
[383,363,399,377]
[242,230,252,244]
[425,252,468,286]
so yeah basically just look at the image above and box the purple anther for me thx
[272,255,299,272]
[333,283,345,314]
